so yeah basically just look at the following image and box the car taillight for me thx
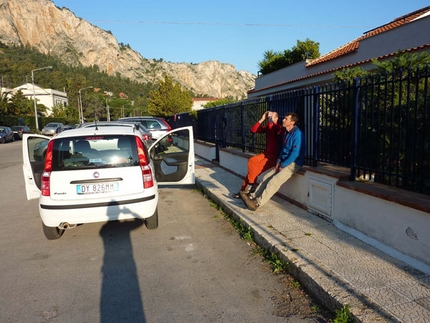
[42,140,54,196]
[161,119,171,132]
[135,137,154,188]
[142,134,150,141]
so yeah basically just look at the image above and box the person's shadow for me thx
[99,203,146,323]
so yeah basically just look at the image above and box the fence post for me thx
[350,78,360,181]
[241,101,245,152]
[312,86,319,167]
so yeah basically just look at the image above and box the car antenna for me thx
[95,108,98,130]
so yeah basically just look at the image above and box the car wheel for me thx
[42,222,65,240]
[145,208,159,229]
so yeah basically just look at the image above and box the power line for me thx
[90,20,372,29]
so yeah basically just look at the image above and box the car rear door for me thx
[149,126,195,185]
[22,133,50,200]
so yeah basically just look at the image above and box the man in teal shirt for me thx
[241,112,305,211]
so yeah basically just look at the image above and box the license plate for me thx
[76,182,119,195]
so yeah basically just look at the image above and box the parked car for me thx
[22,125,195,240]
[11,125,33,140]
[33,139,49,161]
[55,124,76,135]
[118,116,171,139]
[41,122,63,136]
[79,121,153,143]
[0,126,15,143]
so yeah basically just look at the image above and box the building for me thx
[9,83,68,116]
[192,97,219,110]
[248,6,430,98]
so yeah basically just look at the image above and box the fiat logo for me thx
[93,172,100,178]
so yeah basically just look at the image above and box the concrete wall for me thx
[195,141,430,274]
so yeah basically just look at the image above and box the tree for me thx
[10,90,34,116]
[0,90,12,116]
[258,38,320,75]
[147,74,192,117]
[203,98,238,108]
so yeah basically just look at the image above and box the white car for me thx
[22,124,195,240]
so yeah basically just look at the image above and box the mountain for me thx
[0,0,256,99]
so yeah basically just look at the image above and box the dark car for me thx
[11,125,33,140]
[55,124,76,135]
[0,126,15,143]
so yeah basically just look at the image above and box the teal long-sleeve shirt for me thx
[277,126,305,167]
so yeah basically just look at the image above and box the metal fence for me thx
[167,65,430,195]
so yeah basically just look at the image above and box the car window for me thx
[50,135,140,170]
[140,120,160,129]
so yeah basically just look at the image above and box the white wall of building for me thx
[249,12,430,98]
[10,83,68,116]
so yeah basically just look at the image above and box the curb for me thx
[196,177,397,323]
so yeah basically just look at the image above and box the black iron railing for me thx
[168,65,430,195]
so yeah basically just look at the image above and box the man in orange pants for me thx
[233,111,283,198]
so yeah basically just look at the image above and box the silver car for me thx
[118,117,171,139]
[41,122,63,136]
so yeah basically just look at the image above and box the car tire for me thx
[145,208,159,229]
[42,222,65,240]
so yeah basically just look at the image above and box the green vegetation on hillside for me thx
[0,42,161,123]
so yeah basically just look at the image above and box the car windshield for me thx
[46,123,59,127]
[0,128,5,133]
[51,135,140,170]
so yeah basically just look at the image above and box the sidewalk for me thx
[194,157,430,323]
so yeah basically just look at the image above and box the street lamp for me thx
[78,86,93,123]
[106,98,111,122]
[32,66,52,130]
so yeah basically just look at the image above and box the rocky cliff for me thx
[0,0,255,99]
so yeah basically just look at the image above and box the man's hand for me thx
[275,163,283,172]
[259,111,268,123]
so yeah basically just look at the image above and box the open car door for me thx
[149,126,195,185]
[22,133,50,200]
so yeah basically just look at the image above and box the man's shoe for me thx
[232,192,241,199]
[240,191,259,211]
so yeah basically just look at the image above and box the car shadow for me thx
[99,203,147,323]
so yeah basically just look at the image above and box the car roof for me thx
[54,125,140,139]
[81,121,151,133]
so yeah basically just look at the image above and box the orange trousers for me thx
[240,152,278,191]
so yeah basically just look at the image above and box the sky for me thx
[52,0,430,75]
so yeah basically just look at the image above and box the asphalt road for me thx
[0,140,330,323]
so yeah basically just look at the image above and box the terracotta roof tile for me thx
[306,6,430,67]
[248,44,430,94]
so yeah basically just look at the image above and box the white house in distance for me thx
[248,6,430,98]
[6,82,68,116]
[192,97,219,110]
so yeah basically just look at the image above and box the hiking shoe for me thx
[240,191,260,211]
[232,192,241,199]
